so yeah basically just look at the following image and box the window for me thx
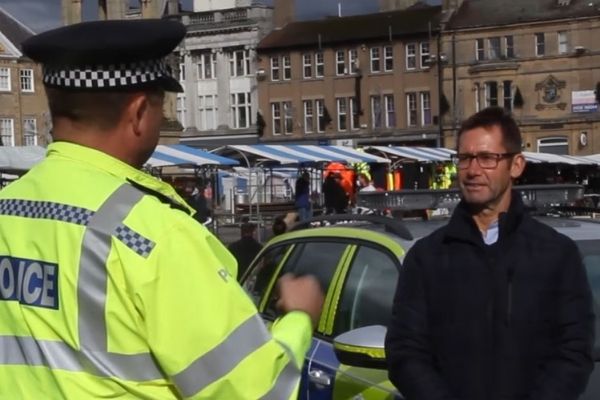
[488,37,501,60]
[476,38,485,61]
[20,69,34,92]
[198,52,216,79]
[178,64,185,82]
[315,52,324,77]
[303,53,312,79]
[283,55,291,80]
[283,101,293,134]
[505,36,514,58]
[538,137,568,154]
[535,33,545,56]
[0,68,10,91]
[384,94,395,128]
[370,47,381,73]
[503,81,512,110]
[0,119,14,146]
[349,49,359,74]
[406,43,416,70]
[421,92,431,125]
[229,49,250,77]
[333,245,399,335]
[271,102,281,135]
[176,95,186,128]
[485,81,498,107]
[371,95,382,128]
[198,95,218,131]
[420,42,430,68]
[336,50,346,75]
[384,45,394,71]
[475,83,481,112]
[243,244,293,303]
[231,92,251,129]
[303,100,314,133]
[337,97,347,131]
[350,97,359,130]
[270,57,280,81]
[406,93,417,126]
[23,118,37,146]
[558,31,568,54]
[316,99,325,133]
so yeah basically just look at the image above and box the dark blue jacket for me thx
[385,192,595,400]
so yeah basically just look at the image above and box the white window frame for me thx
[420,42,430,68]
[198,94,218,131]
[303,53,312,79]
[420,92,431,126]
[370,47,381,73]
[337,97,347,132]
[406,92,417,127]
[176,95,187,128]
[537,137,569,154]
[0,118,15,146]
[0,68,10,91]
[485,81,498,107]
[535,33,545,56]
[475,38,485,61]
[371,95,382,129]
[503,80,513,111]
[488,37,501,60]
[315,52,324,78]
[303,100,314,134]
[349,49,358,74]
[336,50,346,75]
[178,63,185,82]
[20,69,34,93]
[282,55,292,80]
[504,36,514,58]
[198,52,216,80]
[270,57,280,81]
[384,94,395,128]
[229,49,250,77]
[231,92,251,129]
[405,43,416,70]
[272,102,282,135]
[350,97,359,130]
[558,31,568,55]
[384,45,394,72]
[23,117,37,145]
[475,83,481,112]
[283,101,293,134]
[316,99,325,133]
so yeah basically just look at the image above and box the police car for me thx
[241,186,600,400]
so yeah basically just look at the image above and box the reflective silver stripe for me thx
[172,314,271,397]
[115,224,155,258]
[261,360,301,400]
[0,336,162,381]
[78,184,144,350]
[0,199,94,225]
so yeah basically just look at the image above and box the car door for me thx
[308,243,402,400]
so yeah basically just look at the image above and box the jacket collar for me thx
[444,190,526,245]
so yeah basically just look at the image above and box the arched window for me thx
[537,136,569,155]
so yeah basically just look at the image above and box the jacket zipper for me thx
[505,268,515,327]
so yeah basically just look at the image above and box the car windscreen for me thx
[576,239,600,357]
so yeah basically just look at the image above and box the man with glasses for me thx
[386,107,594,400]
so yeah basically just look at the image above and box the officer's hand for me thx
[276,273,324,329]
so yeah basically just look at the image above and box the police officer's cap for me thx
[22,19,186,92]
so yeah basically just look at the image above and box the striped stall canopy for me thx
[522,152,596,165]
[580,154,600,165]
[217,145,390,165]
[147,145,238,167]
[365,146,456,162]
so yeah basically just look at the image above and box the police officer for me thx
[0,19,323,399]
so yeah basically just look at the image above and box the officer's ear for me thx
[127,93,150,137]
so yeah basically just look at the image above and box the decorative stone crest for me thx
[535,75,567,110]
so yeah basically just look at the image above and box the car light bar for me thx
[356,184,584,211]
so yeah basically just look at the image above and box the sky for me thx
[0,0,396,34]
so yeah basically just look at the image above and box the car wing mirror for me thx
[333,325,387,370]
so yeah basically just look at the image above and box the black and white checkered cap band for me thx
[43,58,170,89]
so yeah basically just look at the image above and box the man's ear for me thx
[126,93,149,137]
[510,153,526,179]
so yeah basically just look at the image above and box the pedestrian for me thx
[294,171,311,221]
[228,221,263,280]
[0,19,324,399]
[385,107,595,400]
[322,172,348,214]
[357,172,376,192]
[272,215,288,236]
[190,181,211,224]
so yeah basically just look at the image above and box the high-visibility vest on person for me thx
[0,141,312,399]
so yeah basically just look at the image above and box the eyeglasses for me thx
[452,152,517,169]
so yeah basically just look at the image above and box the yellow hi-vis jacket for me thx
[0,142,312,399]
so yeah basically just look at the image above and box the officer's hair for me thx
[457,107,522,154]
[45,87,164,131]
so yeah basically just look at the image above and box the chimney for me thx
[379,0,419,11]
[274,0,295,29]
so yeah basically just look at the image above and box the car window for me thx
[333,245,399,337]
[243,244,292,305]
[264,241,348,319]
[576,239,600,353]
